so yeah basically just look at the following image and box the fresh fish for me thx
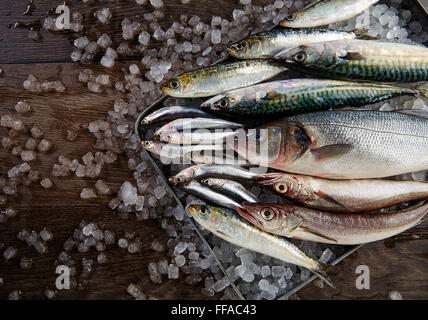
[153,118,243,140]
[237,201,428,245]
[257,172,428,212]
[159,129,238,145]
[187,204,334,286]
[200,178,259,203]
[180,181,243,210]
[201,79,418,116]
[227,28,356,59]
[275,40,428,82]
[142,140,223,159]
[141,106,215,126]
[160,60,288,98]
[279,0,380,28]
[183,150,248,165]
[169,164,258,186]
[228,110,428,179]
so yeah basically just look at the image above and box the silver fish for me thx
[200,177,259,203]
[141,106,215,126]
[142,140,223,159]
[159,129,238,145]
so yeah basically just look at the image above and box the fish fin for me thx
[315,190,355,212]
[397,109,428,119]
[415,84,428,104]
[339,51,367,61]
[313,263,336,289]
[310,144,353,162]
[300,227,338,243]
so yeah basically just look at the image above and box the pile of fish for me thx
[138,0,428,287]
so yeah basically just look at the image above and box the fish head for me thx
[227,39,254,59]
[200,177,225,188]
[159,132,180,144]
[275,43,339,69]
[257,173,303,197]
[142,140,160,155]
[227,125,282,167]
[169,165,199,186]
[201,94,241,113]
[161,73,194,97]
[279,11,306,28]
[186,204,224,229]
[238,203,286,233]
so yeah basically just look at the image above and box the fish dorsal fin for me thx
[310,144,353,162]
[315,190,355,212]
[300,227,338,243]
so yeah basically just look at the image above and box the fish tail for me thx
[313,262,336,289]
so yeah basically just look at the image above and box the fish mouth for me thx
[160,85,168,94]
[185,204,198,217]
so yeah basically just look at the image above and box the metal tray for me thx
[134,1,428,300]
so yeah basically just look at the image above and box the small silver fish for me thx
[141,106,215,126]
[200,177,259,203]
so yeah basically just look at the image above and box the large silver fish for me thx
[229,110,428,179]
[187,204,334,286]
[280,0,380,28]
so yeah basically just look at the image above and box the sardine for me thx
[169,164,258,186]
[187,204,334,286]
[160,129,238,145]
[160,60,288,98]
[257,172,428,212]
[237,202,428,245]
[153,118,243,140]
[227,29,356,59]
[228,110,428,179]
[142,140,223,159]
[180,181,243,210]
[279,0,380,28]
[200,178,259,203]
[141,106,215,126]
[275,40,428,82]
[201,79,418,116]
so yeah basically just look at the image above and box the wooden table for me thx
[0,0,427,300]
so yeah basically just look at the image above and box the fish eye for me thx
[216,98,229,109]
[275,183,288,194]
[144,140,152,147]
[200,206,208,216]
[286,13,296,21]
[170,79,180,89]
[176,176,182,183]
[261,207,275,221]
[166,134,172,140]
[235,42,245,50]
[203,178,211,185]
[293,51,307,63]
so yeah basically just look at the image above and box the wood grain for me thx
[0,0,427,300]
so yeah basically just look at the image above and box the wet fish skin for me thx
[229,110,428,179]
[153,118,243,140]
[201,79,417,116]
[160,129,238,145]
[238,202,428,245]
[187,204,333,278]
[142,140,223,159]
[279,0,380,28]
[275,40,428,82]
[160,60,288,98]
[257,172,428,212]
[141,106,215,126]
[169,164,258,186]
[227,28,356,59]
[180,181,243,210]
[201,177,259,203]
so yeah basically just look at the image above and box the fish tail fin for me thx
[313,263,336,289]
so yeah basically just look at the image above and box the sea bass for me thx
[187,204,334,285]
[201,79,418,116]
[279,0,380,28]
[237,202,428,245]
[227,28,356,59]
[228,110,428,179]
[161,60,288,98]
[257,172,428,212]
[275,39,428,82]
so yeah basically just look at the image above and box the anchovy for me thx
[142,140,223,159]
[201,79,418,116]
[279,0,380,28]
[257,172,428,212]
[160,129,238,145]
[227,28,356,59]
[141,106,215,126]
[275,40,428,82]
[160,60,288,98]
[187,204,334,286]
[153,118,243,139]
[238,202,428,245]
[200,177,259,203]
[228,110,428,179]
